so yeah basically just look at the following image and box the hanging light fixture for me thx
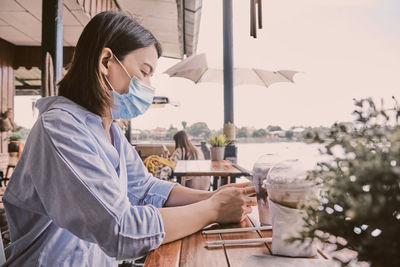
[250,0,263,38]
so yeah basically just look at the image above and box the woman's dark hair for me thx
[58,11,162,116]
[173,131,199,160]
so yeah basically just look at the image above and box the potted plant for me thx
[298,98,400,266]
[209,134,230,161]
[7,134,24,166]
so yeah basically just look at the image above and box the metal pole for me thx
[41,0,63,96]
[125,120,132,144]
[223,0,237,164]
[223,0,234,124]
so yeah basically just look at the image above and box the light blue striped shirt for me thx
[3,96,176,266]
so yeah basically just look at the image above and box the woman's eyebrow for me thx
[143,63,153,74]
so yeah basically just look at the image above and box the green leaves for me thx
[209,134,230,147]
[301,98,400,266]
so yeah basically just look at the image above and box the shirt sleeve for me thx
[118,127,177,207]
[32,110,165,260]
[170,148,182,165]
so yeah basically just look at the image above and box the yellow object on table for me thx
[143,155,175,175]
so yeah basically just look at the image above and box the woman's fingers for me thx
[240,206,253,221]
[242,186,256,195]
[219,181,251,191]
[234,181,252,188]
[243,206,252,215]
[246,196,257,206]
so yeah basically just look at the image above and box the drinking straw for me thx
[204,237,272,248]
[202,225,272,235]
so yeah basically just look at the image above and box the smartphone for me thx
[162,144,168,152]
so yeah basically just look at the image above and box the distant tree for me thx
[181,121,187,129]
[166,124,178,139]
[187,122,211,138]
[237,127,249,138]
[285,130,294,139]
[267,125,282,132]
[253,128,267,137]
[139,130,151,140]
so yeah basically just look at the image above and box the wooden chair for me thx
[5,165,15,181]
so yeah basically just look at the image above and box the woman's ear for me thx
[99,47,113,76]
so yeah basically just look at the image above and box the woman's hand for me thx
[213,181,253,194]
[160,181,256,243]
[207,181,255,198]
[161,150,170,158]
[207,185,256,224]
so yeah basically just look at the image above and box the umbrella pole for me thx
[223,0,237,165]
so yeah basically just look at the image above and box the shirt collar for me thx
[36,96,102,123]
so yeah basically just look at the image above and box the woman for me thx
[2,11,256,266]
[170,131,210,190]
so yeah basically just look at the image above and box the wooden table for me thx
[144,207,328,267]
[173,160,250,189]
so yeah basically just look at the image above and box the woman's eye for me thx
[141,71,148,77]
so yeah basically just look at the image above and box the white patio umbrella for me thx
[163,53,300,88]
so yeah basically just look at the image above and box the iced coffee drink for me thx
[252,154,280,225]
[262,159,319,257]
[263,159,317,208]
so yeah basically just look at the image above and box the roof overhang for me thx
[116,0,202,59]
[0,0,202,95]
[0,0,202,59]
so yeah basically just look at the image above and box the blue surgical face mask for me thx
[107,54,155,120]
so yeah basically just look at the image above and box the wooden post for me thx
[41,0,63,97]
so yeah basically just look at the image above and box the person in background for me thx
[170,131,210,190]
[2,11,256,266]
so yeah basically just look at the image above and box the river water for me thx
[236,142,325,171]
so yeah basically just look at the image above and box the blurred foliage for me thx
[267,125,282,131]
[166,125,178,139]
[138,129,152,140]
[285,130,294,139]
[181,121,187,129]
[300,98,400,267]
[237,127,250,138]
[10,126,30,142]
[186,122,211,139]
[252,128,267,137]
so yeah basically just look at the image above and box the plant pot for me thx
[8,140,24,165]
[210,147,225,161]
[8,140,20,153]
[8,152,18,166]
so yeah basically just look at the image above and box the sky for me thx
[15,0,400,130]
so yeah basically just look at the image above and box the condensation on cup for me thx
[252,154,280,226]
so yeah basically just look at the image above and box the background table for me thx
[173,160,250,189]
[144,207,328,267]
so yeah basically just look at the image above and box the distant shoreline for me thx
[132,137,303,145]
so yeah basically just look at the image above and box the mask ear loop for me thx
[103,74,116,92]
[113,54,132,80]
[113,52,156,92]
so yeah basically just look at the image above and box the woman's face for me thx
[102,45,158,94]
